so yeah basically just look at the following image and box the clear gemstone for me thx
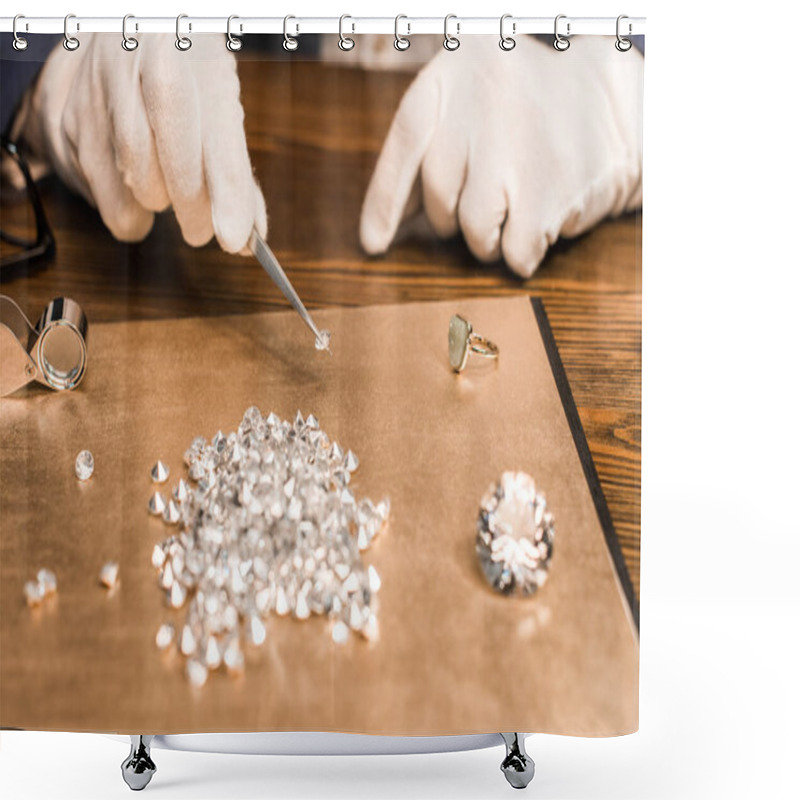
[475,471,555,596]
[248,614,267,645]
[160,560,174,590]
[74,450,94,481]
[172,479,190,503]
[367,565,382,594]
[294,591,310,620]
[223,639,244,674]
[332,621,350,644]
[204,635,222,669]
[344,450,359,473]
[148,492,166,516]
[361,613,379,642]
[314,329,331,352]
[188,462,206,481]
[275,587,289,616]
[241,406,262,432]
[170,581,187,608]
[448,314,471,371]
[266,411,281,429]
[163,499,181,525]
[37,568,57,596]
[155,622,175,650]
[24,580,45,607]
[99,562,119,589]
[180,624,197,656]
[150,460,170,483]
[186,658,208,688]
[151,544,166,569]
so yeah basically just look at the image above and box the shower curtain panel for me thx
[0,14,643,767]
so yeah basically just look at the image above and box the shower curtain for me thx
[1,24,643,741]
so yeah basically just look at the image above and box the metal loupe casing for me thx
[0,295,88,397]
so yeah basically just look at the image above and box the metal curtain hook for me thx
[443,14,460,51]
[553,14,570,51]
[226,15,242,51]
[12,15,28,51]
[394,14,410,51]
[616,14,632,51]
[63,13,80,51]
[176,13,192,51]
[499,14,516,51]
[283,15,299,51]
[122,14,139,51]
[338,14,355,51]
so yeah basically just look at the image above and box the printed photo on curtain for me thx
[0,16,643,793]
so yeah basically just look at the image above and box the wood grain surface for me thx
[0,59,641,600]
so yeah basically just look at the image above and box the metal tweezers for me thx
[248,229,330,352]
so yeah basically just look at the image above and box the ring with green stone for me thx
[448,314,499,373]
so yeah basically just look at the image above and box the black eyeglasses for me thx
[0,135,55,271]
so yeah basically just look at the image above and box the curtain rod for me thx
[0,16,646,37]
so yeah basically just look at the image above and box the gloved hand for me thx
[13,34,266,254]
[360,36,643,277]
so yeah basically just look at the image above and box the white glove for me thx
[15,34,266,254]
[360,36,643,277]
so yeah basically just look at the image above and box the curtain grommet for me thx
[394,14,411,51]
[499,14,516,51]
[554,14,571,51]
[122,14,139,51]
[175,14,192,51]
[12,14,29,51]
[443,14,460,51]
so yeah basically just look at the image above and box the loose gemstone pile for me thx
[151,408,389,688]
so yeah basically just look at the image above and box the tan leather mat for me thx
[0,296,637,735]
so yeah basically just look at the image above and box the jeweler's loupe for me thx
[0,295,88,397]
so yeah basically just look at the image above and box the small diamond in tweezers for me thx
[75,450,94,481]
[150,461,170,483]
[314,329,331,352]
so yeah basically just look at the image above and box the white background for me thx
[2,1,799,798]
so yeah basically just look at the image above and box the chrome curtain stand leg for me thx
[121,735,157,791]
[500,733,535,789]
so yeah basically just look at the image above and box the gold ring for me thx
[448,314,499,372]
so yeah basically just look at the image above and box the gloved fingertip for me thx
[105,208,155,244]
[359,212,391,256]
[511,260,537,280]
[213,210,253,255]
[503,239,546,279]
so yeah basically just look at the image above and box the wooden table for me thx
[1,60,641,603]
